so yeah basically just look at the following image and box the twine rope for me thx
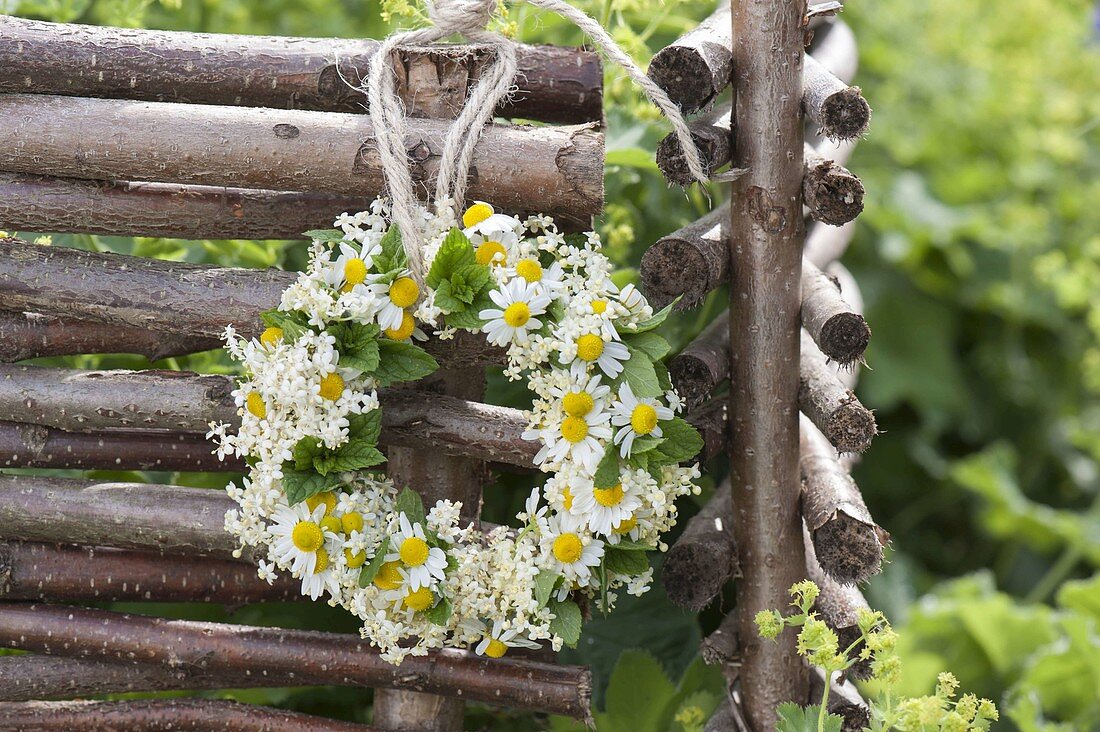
[365,0,708,285]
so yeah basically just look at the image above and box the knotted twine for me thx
[365,0,709,287]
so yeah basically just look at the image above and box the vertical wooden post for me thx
[728,0,809,727]
[373,369,487,732]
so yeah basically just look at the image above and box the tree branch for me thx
[803,55,871,141]
[800,259,870,365]
[0,95,604,226]
[0,16,602,125]
[803,525,873,680]
[0,603,592,718]
[663,480,737,611]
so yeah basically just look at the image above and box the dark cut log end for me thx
[811,515,884,585]
[824,399,877,453]
[663,542,733,611]
[818,313,871,364]
[835,624,873,682]
[669,357,720,408]
[830,688,872,731]
[640,239,710,310]
[819,87,871,141]
[647,49,721,113]
[655,127,728,187]
[804,161,866,226]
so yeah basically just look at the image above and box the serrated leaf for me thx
[340,344,381,374]
[303,228,347,243]
[445,305,486,330]
[260,309,310,343]
[282,467,339,505]
[314,440,386,475]
[373,340,439,386]
[396,487,426,525]
[548,598,582,648]
[291,437,323,471]
[603,649,676,732]
[372,226,406,273]
[619,346,663,398]
[358,548,389,588]
[612,539,656,551]
[650,418,704,465]
[625,298,680,333]
[348,409,382,444]
[426,228,476,288]
[331,321,381,354]
[452,264,491,294]
[776,703,843,732]
[625,331,671,362]
[534,570,560,607]
[604,547,649,577]
[433,280,465,314]
[425,595,453,625]
[594,443,620,488]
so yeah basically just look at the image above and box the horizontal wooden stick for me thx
[0,541,297,604]
[0,699,377,731]
[800,259,871,365]
[0,95,604,225]
[0,16,602,124]
[662,480,737,611]
[803,55,872,141]
[0,237,503,365]
[0,603,592,718]
[804,219,857,271]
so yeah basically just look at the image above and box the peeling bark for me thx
[800,416,888,585]
[0,95,604,225]
[0,603,592,718]
[800,259,870,364]
[0,16,602,124]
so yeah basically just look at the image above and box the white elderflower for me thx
[474,619,541,658]
[538,515,604,585]
[269,502,336,578]
[611,382,675,457]
[570,476,643,537]
[479,278,551,347]
[384,513,448,591]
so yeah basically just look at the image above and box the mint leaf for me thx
[358,548,389,588]
[331,321,380,354]
[292,437,323,471]
[534,570,560,608]
[654,361,673,391]
[425,595,453,625]
[619,346,663,397]
[650,417,704,465]
[304,228,347,243]
[445,308,485,330]
[624,331,671,362]
[372,226,406,273]
[624,297,680,333]
[427,228,476,288]
[452,264,491,295]
[314,440,386,475]
[548,598,582,648]
[260,309,310,343]
[348,409,382,444]
[396,487,426,525]
[594,444,620,488]
[282,467,339,505]
[374,341,439,386]
[611,539,656,551]
[340,343,380,374]
[604,547,649,577]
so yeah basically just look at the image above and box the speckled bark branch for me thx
[0,603,592,718]
[0,237,503,364]
[0,699,376,731]
[663,480,737,611]
[801,258,870,364]
[803,55,871,141]
[0,95,604,225]
[798,331,877,452]
[803,525,872,680]
[0,541,297,604]
[802,146,865,226]
[0,16,602,125]
[803,220,857,270]
[800,416,887,585]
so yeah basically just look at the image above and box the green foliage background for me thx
[5,0,1100,728]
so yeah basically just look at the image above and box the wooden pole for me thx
[727,0,809,725]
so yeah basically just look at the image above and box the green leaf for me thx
[654,361,673,392]
[649,418,704,465]
[602,649,676,732]
[314,440,386,475]
[594,443,621,489]
[303,228,347,243]
[291,437,323,471]
[260,309,310,343]
[358,548,389,588]
[624,331,671,362]
[548,598,582,648]
[775,703,842,732]
[396,487,426,525]
[604,547,649,577]
[281,467,339,505]
[425,595,454,625]
[373,340,439,386]
[612,539,656,551]
[619,346,663,398]
[348,409,382,445]
[340,345,380,374]
[433,280,466,314]
[534,570,560,608]
[451,264,491,296]
[332,321,381,354]
[372,225,407,273]
[444,305,487,330]
[426,228,476,288]
[625,298,680,333]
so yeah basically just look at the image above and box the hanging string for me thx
[365,0,709,286]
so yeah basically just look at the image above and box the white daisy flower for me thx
[564,332,630,379]
[299,542,343,601]
[475,619,541,658]
[509,257,566,298]
[479,279,551,347]
[462,202,523,267]
[384,584,438,616]
[323,241,382,293]
[366,272,421,331]
[529,401,611,474]
[571,477,643,537]
[611,382,675,457]
[538,515,604,585]
[269,502,336,578]
[383,513,448,591]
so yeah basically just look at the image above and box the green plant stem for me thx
[818,674,831,732]
[1025,543,1083,604]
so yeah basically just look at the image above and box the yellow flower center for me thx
[475,241,507,266]
[503,302,531,328]
[320,516,342,535]
[313,547,330,573]
[614,515,638,534]
[560,416,589,444]
[552,533,584,564]
[591,300,607,314]
[259,327,283,347]
[515,259,543,283]
[576,334,604,362]
[484,638,508,658]
[384,311,416,340]
[306,491,337,516]
[399,537,430,567]
[291,521,324,552]
[344,548,367,568]
[246,392,266,419]
[389,277,420,308]
[341,512,364,534]
[403,586,434,612]
[562,391,594,417]
[462,202,494,228]
[341,257,368,292]
[630,404,659,435]
[562,487,574,511]
[319,372,344,401]
[594,483,625,507]
[373,561,404,590]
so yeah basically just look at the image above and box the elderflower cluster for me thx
[211,200,703,664]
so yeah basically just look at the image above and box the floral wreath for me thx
[210,200,704,664]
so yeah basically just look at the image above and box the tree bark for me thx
[727,3,810,722]
[0,603,592,718]
[800,258,870,364]
[0,95,604,227]
[799,416,887,585]
[0,541,297,604]
[0,699,377,732]
[802,55,871,141]
[640,209,727,310]
[0,16,602,125]
[662,480,738,611]
[802,525,872,680]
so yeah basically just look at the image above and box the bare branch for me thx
[663,480,737,611]
[803,525,873,680]
[800,259,870,364]
[803,55,871,141]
